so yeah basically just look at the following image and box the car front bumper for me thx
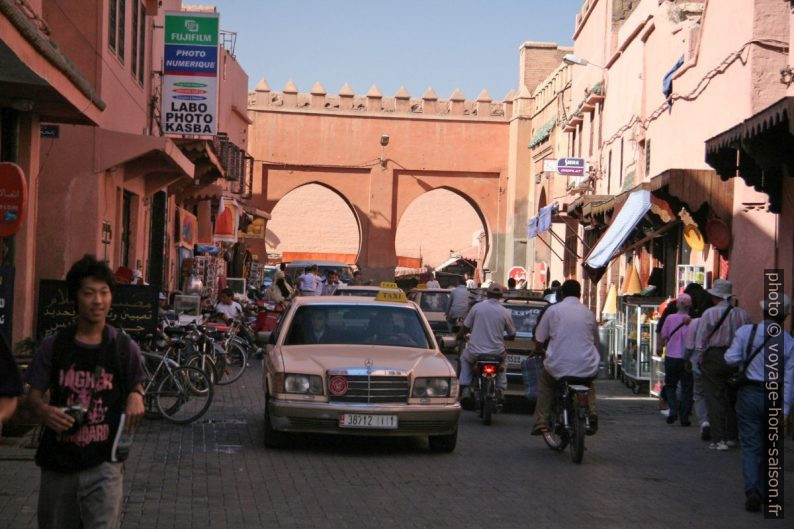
[269,399,461,436]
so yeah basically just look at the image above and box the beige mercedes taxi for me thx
[261,289,460,452]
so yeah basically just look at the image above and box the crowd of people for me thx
[656,279,793,512]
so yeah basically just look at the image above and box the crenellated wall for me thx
[248,80,512,121]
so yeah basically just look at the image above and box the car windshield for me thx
[284,305,431,348]
[335,289,379,297]
[418,292,449,312]
[505,304,545,339]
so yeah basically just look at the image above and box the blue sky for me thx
[207,0,583,99]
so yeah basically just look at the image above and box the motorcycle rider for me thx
[531,279,600,435]
[457,283,516,406]
[445,276,470,333]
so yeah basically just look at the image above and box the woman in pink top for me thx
[661,294,693,425]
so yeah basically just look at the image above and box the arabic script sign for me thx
[0,163,27,237]
[37,280,159,340]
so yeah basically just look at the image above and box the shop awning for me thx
[0,1,104,124]
[173,139,226,181]
[97,129,194,175]
[584,190,652,280]
[94,129,194,194]
[566,194,614,225]
[180,183,228,202]
[705,96,794,213]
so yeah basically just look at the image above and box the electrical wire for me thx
[600,39,789,153]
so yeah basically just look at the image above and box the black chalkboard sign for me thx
[37,280,158,340]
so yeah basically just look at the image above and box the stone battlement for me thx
[248,80,518,121]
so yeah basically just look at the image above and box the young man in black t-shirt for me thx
[27,255,145,528]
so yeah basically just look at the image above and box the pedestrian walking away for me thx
[724,294,793,512]
[25,255,146,529]
[660,293,693,426]
[694,279,750,450]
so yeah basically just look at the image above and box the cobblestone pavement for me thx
[1,363,792,529]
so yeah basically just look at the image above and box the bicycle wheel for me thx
[570,401,586,464]
[155,366,214,424]
[542,402,569,451]
[185,354,217,386]
[482,379,494,425]
[216,342,247,385]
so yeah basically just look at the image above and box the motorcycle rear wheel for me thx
[569,401,586,464]
[542,404,569,451]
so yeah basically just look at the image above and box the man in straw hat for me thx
[725,294,793,511]
[694,279,750,451]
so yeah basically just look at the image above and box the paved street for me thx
[1,363,792,529]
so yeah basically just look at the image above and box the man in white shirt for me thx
[298,266,318,296]
[426,274,441,289]
[724,294,793,512]
[464,273,476,289]
[457,283,515,403]
[215,288,243,322]
[531,280,600,435]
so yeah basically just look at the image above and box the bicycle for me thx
[140,331,214,424]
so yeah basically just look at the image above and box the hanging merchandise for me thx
[602,283,618,317]
[214,196,239,243]
[621,261,642,295]
[176,208,198,249]
[683,225,705,251]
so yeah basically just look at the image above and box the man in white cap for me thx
[725,294,793,512]
[694,279,751,450]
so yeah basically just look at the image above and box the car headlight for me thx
[284,374,324,395]
[412,377,452,398]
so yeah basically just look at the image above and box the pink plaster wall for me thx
[571,0,792,320]
[218,49,250,148]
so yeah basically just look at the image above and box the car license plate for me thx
[506,354,526,366]
[338,414,398,429]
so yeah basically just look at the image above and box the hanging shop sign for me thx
[162,11,220,136]
[556,157,585,176]
[0,163,27,237]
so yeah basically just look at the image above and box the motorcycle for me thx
[542,376,594,464]
[471,354,505,425]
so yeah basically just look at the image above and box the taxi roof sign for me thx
[375,289,408,303]
[379,281,399,289]
[416,283,428,290]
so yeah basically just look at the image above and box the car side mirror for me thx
[435,334,456,351]
[256,331,273,346]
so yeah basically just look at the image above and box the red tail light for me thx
[482,364,497,375]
